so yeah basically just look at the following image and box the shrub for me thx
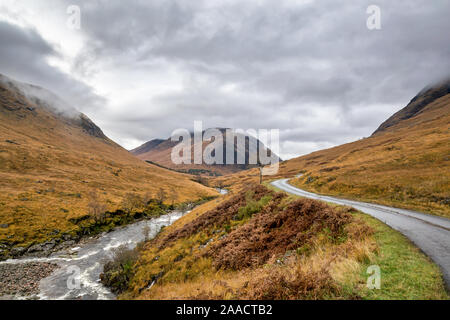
[209,197,352,270]
[121,193,143,216]
[100,245,140,294]
[243,261,339,300]
[235,194,272,221]
[156,188,166,205]
[87,191,107,223]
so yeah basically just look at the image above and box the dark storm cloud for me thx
[0,20,104,113]
[1,0,449,157]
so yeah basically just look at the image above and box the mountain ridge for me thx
[131,128,281,176]
[373,78,450,135]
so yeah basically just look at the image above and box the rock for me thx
[0,224,8,229]
[27,240,56,254]
[64,240,76,247]
[42,240,57,251]
[27,243,44,253]
[61,233,72,241]
[11,246,27,257]
[0,262,58,296]
[151,271,165,283]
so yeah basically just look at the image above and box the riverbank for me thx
[0,197,216,262]
[0,210,188,300]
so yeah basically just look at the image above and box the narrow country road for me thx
[271,178,450,290]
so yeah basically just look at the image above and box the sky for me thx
[0,0,449,160]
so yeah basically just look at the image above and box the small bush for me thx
[88,191,107,223]
[121,193,143,216]
[243,261,339,300]
[100,245,140,294]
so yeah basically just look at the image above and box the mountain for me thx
[215,79,450,217]
[373,78,450,135]
[131,139,166,155]
[0,74,216,249]
[131,129,281,176]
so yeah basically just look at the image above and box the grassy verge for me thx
[267,182,449,300]
[353,213,447,299]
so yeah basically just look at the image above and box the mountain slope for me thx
[0,74,216,249]
[214,80,450,217]
[131,139,166,155]
[131,129,281,176]
[373,78,450,135]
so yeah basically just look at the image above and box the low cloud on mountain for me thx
[0,0,449,158]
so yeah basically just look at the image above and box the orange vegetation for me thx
[0,76,217,247]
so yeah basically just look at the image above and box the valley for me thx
[0,74,217,259]
[0,74,448,301]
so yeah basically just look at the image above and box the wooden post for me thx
[259,167,262,184]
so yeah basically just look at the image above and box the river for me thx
[0,210,186,300]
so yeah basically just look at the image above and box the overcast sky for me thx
[0,0,449,159]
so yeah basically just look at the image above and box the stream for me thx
[0,210,186,300]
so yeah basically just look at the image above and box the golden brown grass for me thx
[0,82,217,247]
[213,94,450,217]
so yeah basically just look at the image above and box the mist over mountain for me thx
[373,78,450,135]
[0,73,216,250]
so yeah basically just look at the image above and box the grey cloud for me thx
[0,20,105,114]
[2,0,450,159]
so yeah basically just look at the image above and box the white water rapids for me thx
[0,211,186,300]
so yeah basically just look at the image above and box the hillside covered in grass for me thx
[130,128,280,177]
[214,79,450,217]
[106,184,447,300]
[0,74,217,255]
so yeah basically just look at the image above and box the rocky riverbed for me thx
[0,262,58,297]
[0,210,186,300]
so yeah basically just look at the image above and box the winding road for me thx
[271,178,450,290]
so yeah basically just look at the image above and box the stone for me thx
[11,246,27,257]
